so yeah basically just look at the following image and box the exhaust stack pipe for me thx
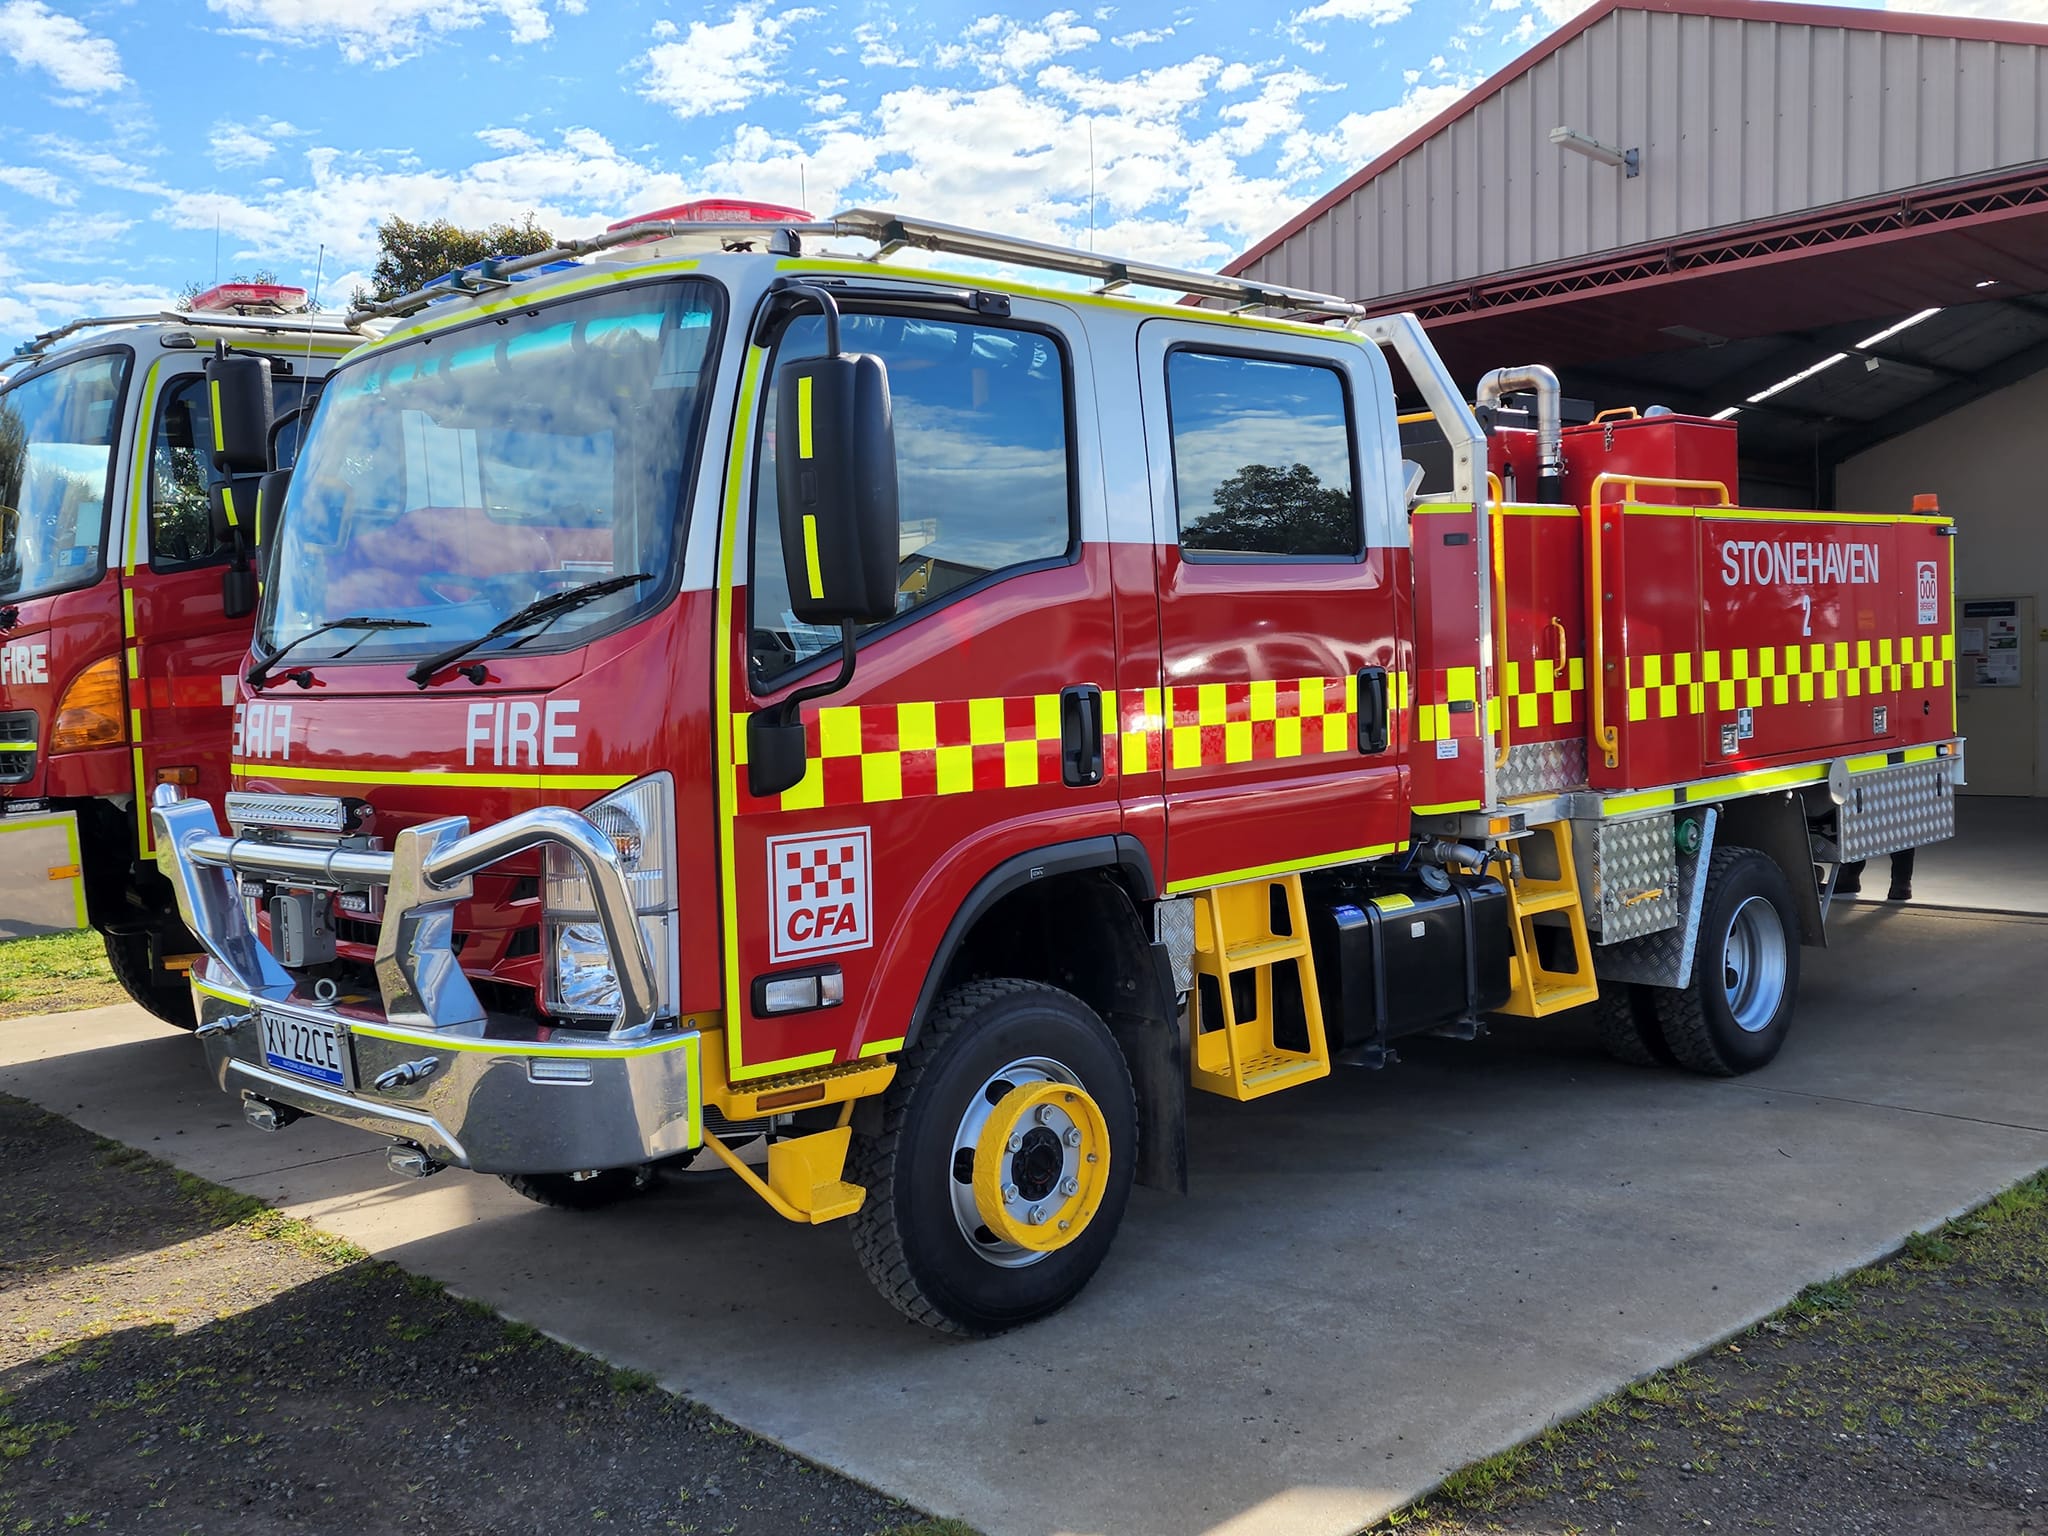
[1475,364,1564,502]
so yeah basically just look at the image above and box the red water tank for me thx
[1562,412,1738,509]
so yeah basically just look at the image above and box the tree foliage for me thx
[359,213,555,304]
[1182,461,1357,556]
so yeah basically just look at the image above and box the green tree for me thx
[1183,461,1357,556]
[357,213,555,304]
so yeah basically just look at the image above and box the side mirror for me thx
[204,353,274,475]
[255,467,292,554]
[774,352,899,625]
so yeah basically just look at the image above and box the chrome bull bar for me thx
[149,784,659,1039]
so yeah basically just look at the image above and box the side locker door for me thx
[1134,319,1408,894]
[720,297,1120,1082]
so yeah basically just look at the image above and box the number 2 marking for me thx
[1796,593,1812,637]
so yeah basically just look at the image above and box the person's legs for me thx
[1837,859,1866,895]
[1887,847,1916,902]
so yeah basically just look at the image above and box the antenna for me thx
[213,215,221,283]
[300,243,325,409]
[1087,120,1096,253]
[800,162,807,210]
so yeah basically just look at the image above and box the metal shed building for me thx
[1229,0,2048,800]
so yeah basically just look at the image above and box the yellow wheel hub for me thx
[969,1079,1110,1253]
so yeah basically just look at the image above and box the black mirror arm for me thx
[760,620,860,729]
[766,280,842,357]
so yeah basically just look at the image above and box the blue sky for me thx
[0,0,2026,349]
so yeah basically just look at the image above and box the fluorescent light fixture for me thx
[1550,126,1640,177]
[1710,406,1741,420]
[1855,307,1942,349]
[1748,352,1848,404]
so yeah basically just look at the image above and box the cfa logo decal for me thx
[767,827,872,963]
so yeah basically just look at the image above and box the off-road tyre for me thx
[848,978,1137,1336]
[1592,982,1671,1067]
[498,1165,655,1210]
[102,928,197,1030]
[1653,846,1800,1077]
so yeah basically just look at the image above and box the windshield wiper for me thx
[247,616,430,690]
[406,572,653,688]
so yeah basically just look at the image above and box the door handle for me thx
[1061,685,1104,787]
[1356,667,1390,755]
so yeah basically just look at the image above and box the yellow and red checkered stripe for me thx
[1627,634,1951,722]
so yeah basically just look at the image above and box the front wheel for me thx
[848,979,1137,1336]
[102,928,196,1030]
[1653,847,1800,1076]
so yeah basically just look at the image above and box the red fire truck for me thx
[0,288,352,1020]
[150,208,1958,1334]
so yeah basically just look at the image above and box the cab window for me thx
[149,372,306,568]
[749,310,1073,680]
[1166,350,1361,559]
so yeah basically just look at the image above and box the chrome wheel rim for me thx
[948,1055,1082,1270]
[1723,895,1788,1034]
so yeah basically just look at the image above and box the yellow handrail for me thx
[1487,472,1512,769]
[1591,407,1640,423]
[1585,474,1732,771]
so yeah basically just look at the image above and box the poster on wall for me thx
[1960,599,2022,688]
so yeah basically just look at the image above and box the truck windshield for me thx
[258,279,721,666]
[0,349,131,602]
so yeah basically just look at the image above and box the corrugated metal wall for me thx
[1240,8,2048,300]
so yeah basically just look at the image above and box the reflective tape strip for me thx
[801,513,823,600]
[210,378,226,455]
[796,374,814,459]
[1626,635,1943,722]
[219,483,238,529]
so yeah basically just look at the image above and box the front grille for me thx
[0,711,36,786]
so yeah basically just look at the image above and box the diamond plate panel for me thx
[1498,737,1588,800]
[1838,758,1957,863]
[1576,814,1680,943]
[1153,897,1195,995]
[1595,808,1719,987]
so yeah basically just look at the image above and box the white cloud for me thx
[0,271,172,344]
[958,9,1102,78]
[1889,0,2048,16]
[1281,80,1470,174]
[1290,0,1414,29]
[0,163,74,204]
[0,1,126,94]
[477,126,540,152]
[211,122,277,168]
[1111,26,1173,47]
[205,0,566,65]
[639,4,816,120]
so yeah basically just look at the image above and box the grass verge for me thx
[0,929,121,1020]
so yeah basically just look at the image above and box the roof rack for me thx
[10,306,354,364]
[345,206,1373,330]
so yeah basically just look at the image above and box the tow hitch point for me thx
[386,1143,445,1180]
[241,1094,303,1132]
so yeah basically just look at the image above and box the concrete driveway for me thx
[4,902,2044,1536]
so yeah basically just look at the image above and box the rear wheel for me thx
[848,979,1136,1336]
[102,928,196,1030]
[499,1165,656,1210]
[1593,982,1670,1067]
[1653,847,1799,1076]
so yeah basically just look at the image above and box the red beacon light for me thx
[187,283,310,315]
[606,198,813,233]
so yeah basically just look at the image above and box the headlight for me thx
[542,772,678,1024]
[51,655,125,752]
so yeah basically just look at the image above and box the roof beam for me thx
[1823,335,2048,464]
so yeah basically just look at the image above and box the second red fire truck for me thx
[149,207,1958,1333]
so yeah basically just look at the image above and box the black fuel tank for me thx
[1304,874,1513,1052]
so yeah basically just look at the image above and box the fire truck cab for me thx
[0,288,353,1019]
[153,209,1958,1334]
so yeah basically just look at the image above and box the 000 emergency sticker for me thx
[1916,561,1939,626]
[767,827,873,963]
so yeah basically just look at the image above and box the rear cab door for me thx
[720,291,1121,1081]
[1134,319,1409,893]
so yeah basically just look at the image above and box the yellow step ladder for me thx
[1189,875,1332,1101]
[1494,820,1600,1017]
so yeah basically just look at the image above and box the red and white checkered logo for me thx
[767,827,872,962]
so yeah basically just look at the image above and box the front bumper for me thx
[153,785,700,1174]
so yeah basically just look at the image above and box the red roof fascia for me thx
[1223,0,2048,279]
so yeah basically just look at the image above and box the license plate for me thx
[260,1009,350,1088]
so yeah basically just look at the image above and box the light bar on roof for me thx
[607,198,813,231]
[189,283,309,315]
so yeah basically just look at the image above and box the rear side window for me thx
[750,310,1073,680]
[1167,350,1360,558]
